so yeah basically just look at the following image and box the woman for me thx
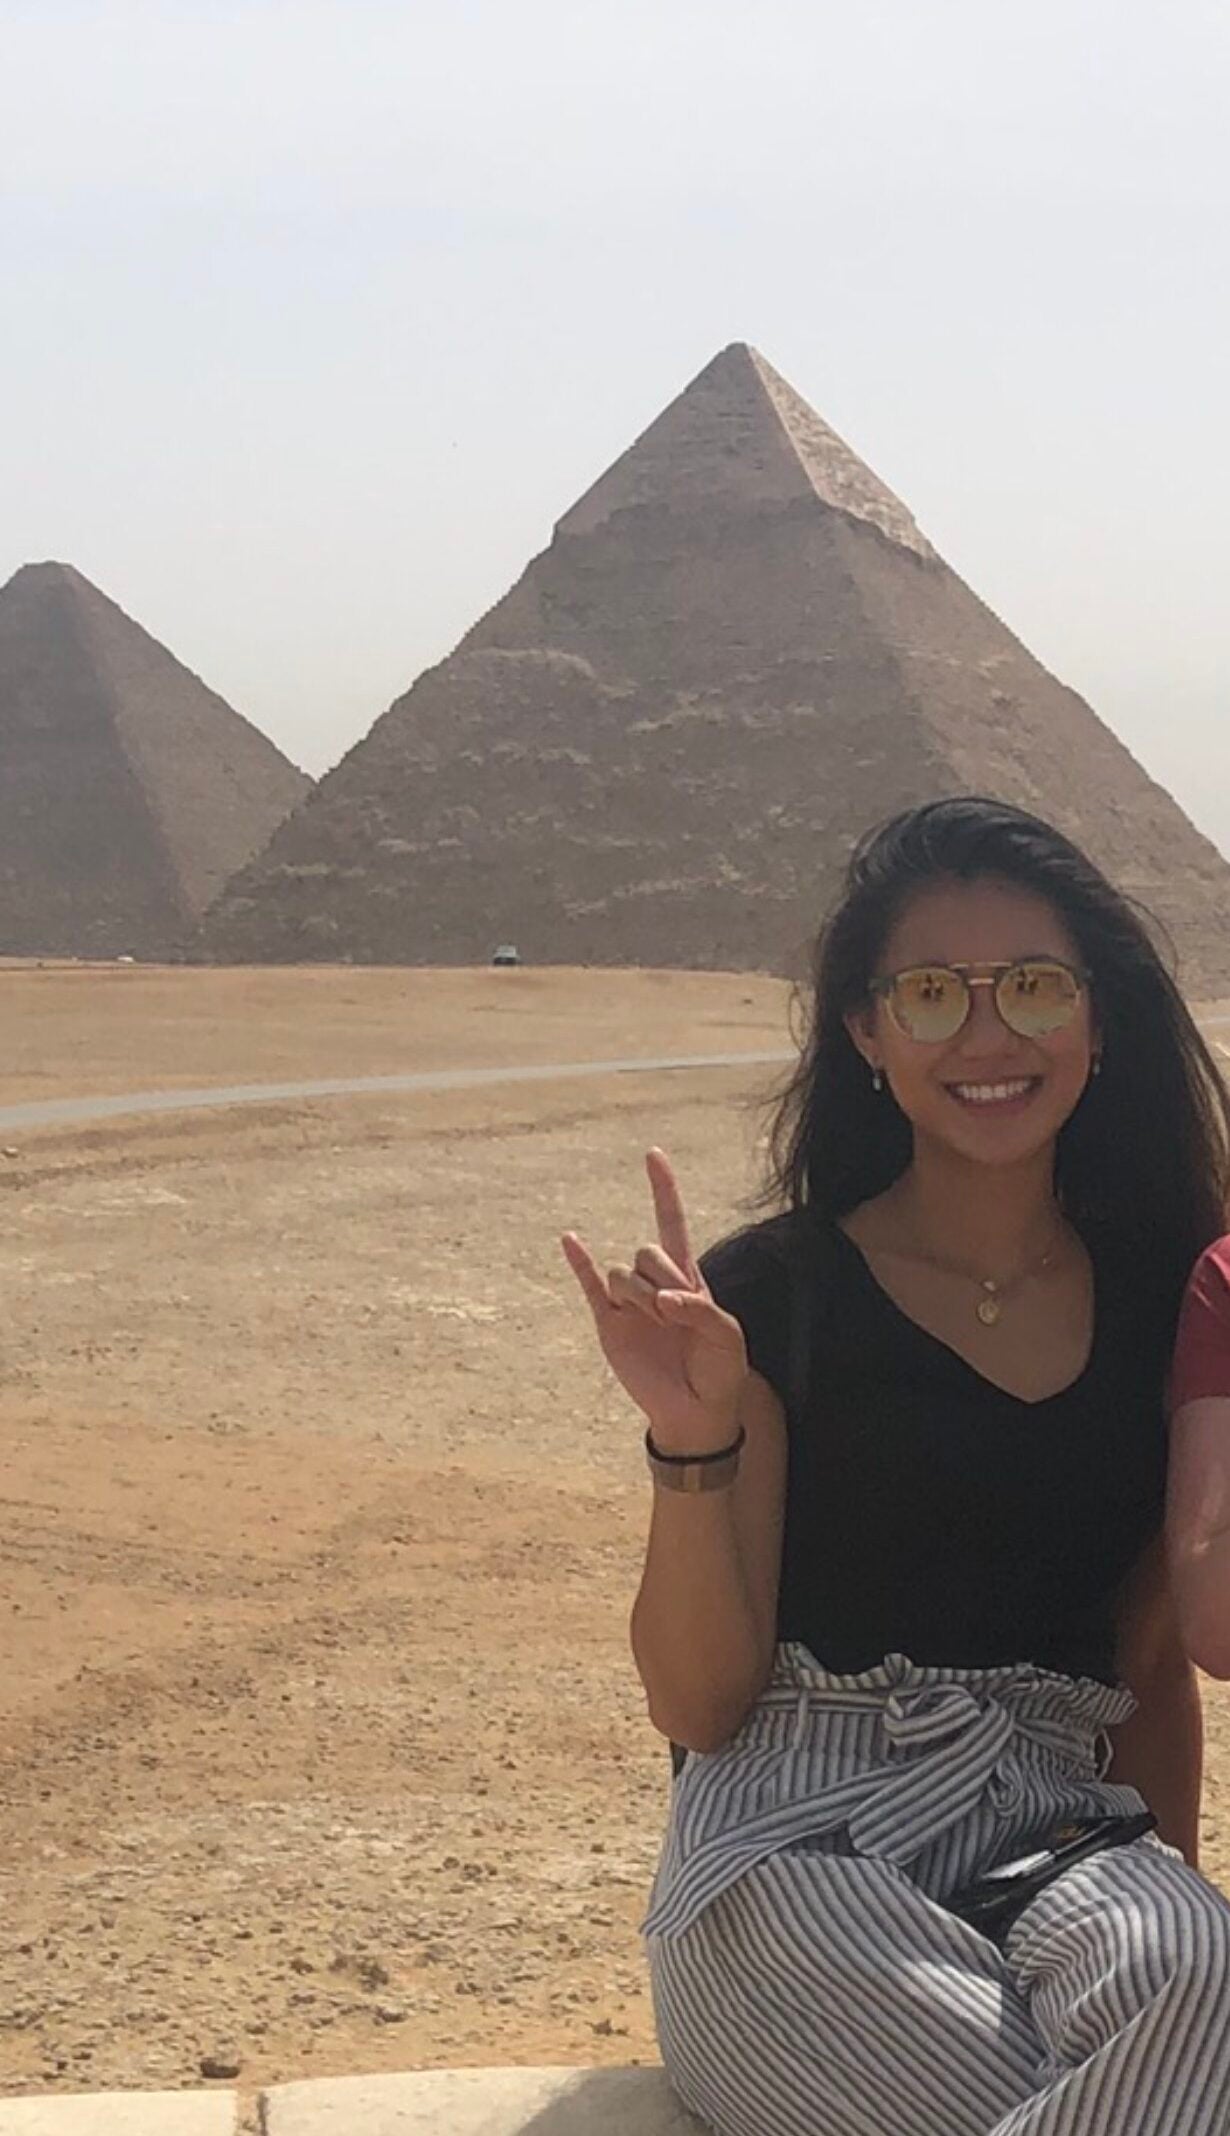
[563,797,1230,2135]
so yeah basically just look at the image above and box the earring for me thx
[1092,1054,1103,1078]
[871,1067,884,1093]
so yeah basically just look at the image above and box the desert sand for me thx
[0,964,1227,2106]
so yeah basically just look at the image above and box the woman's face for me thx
[847,875,1098,1170]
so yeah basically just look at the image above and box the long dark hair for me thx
[766,796,1230,1352]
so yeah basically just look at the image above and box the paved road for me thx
[0,1051,796,1135]
[2,1014,1225,1137]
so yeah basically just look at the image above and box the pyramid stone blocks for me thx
[0,563,309,958]
[197,345,1230,990]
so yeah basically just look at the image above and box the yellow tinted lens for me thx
[996,961,1081,1036]
[889,966,969,1041]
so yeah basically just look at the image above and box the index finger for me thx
[646,1147,698,1285]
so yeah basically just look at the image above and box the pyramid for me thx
[0,562,310,958]
[203,345,1230,990]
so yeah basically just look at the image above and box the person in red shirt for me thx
[1168,1236,1230,1675]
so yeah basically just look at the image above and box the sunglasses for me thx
[869,959,1091,1044]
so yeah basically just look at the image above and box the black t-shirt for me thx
[700,1214,1168,1685]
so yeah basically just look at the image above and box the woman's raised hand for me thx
[561,1148,748,1451]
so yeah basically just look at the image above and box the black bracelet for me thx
[644,1423,747,1466]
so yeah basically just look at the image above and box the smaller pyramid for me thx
[0,563,310,958]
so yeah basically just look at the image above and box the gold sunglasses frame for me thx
[869,959,1093,1043]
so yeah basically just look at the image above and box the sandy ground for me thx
[0,961,791,1105]
[0,965,1227,2103]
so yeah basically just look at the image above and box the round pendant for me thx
[977,1295,1002,1327]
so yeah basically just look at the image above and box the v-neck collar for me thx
[829,1221,1100,1410]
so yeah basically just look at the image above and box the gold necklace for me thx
[974,1245,1058,1326]
[895,1233,1064,1327]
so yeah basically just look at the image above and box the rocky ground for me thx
[0,965,1226,2105]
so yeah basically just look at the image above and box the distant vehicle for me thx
[491,944,521,967]
[115,954,136,964]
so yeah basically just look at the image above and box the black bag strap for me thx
[785,1208,817,1424]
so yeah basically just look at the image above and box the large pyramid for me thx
[203,345,1230,989]
[0,562,310,958]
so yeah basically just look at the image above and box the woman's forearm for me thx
[1166,1396,1230,1677]
[1107,1658,1203,1866]
[1172,1523,1230,1679]
[630,1369,786,1754]
[631,1488,771,1753]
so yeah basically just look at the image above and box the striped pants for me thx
[644,1647,1230,2134]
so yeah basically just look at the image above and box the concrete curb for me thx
[263,2066,703,2131]
[0,2068,703,2134]
[0,2095,236,2133]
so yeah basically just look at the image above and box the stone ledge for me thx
[0,2066,705,2135]
[263,2066,704,2132]
[0,2094,236,2134]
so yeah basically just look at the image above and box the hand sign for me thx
[561,1148,748,1451]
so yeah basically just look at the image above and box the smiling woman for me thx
[837,880,1101,1385]
[564,796,1230,2136]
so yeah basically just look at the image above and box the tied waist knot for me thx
[644,1669,1117,1943]
[852,1682,1031,1856]
[883,1680,992,1745]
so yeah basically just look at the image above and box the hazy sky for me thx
[4,0,1228,855]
